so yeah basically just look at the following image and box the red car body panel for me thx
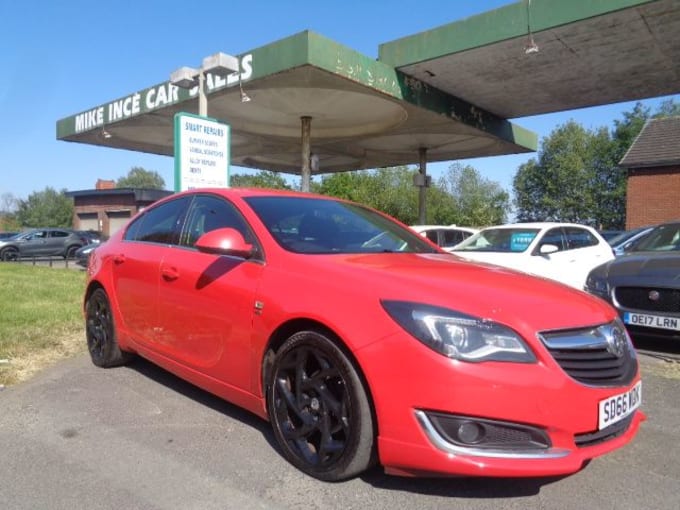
[86,188,644,478]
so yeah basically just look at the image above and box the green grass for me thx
[0,263,86,385]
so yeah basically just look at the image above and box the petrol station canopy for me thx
[56,0,680,177]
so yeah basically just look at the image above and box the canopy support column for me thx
[301,116,312,192]
[417,147,429,224]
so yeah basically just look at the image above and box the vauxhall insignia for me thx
[605,326,626,358]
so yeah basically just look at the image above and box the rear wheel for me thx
[65,245,79,259]
[267,330,375,481]
[85,288,131,367]
[1,247,19,261]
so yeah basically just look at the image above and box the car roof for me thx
[410,225,474,230]
[176,187,324,200]
[480,222,594,230]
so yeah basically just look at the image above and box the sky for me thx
[1,0,677,202]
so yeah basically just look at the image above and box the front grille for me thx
[615,286,680,314]
[540,323,637,387]
[574,414,634,448]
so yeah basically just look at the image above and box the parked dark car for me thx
[77,230,106,245]
[607,226,655,256]
[0,228,91,261]
[585,220,680,341]
[75,243,99,267]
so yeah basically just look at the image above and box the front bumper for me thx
[357,330,645,477]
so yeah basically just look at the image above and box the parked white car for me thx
[410,225,478,252]
[451,222,614,289]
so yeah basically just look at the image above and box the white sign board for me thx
[174,112,230,191]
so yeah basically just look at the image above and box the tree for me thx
[116,167,165,189]
[315,165,507,227]
[15,187,74,228]
[0,192,20,231]
[316,167,421,224]
[654,98,680,118]
[230,171,292,189]
[438,163,510,226]
[513,121,617,226]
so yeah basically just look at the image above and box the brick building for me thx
[66,180,172,237]
[619,116,680,229]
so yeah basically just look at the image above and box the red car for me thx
[84,188,644,481]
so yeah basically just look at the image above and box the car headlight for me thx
[585,274,609,295]
[381,301,536,363]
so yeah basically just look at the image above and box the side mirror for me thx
[538,243,559,255]
[195,228,254,259]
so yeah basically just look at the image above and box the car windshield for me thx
[454,228,540,253]
[630,223,680,252]
[244,196,437,254]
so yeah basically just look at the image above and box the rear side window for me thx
[442,230,469,247]
[124,197,190,245]
[424,230,439,244]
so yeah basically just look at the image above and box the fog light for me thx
[457,421,484,444]
[422,411,551,450]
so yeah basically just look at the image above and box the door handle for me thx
[113,254,126,264]
[161,266,179,281]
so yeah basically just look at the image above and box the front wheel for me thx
[1,247,19,261]
[267,330,376,481]
[85,288,131,367]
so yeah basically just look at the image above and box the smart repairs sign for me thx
[174,113,230,191]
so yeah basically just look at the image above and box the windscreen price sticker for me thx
[174,113,230,192]
[598,381,641,430]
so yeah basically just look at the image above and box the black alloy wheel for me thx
[267,331,375,481]
[1,247,19,261]
[85,288,131,367]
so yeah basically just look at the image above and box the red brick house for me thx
[619,116,680,229]
[66,180,172,237]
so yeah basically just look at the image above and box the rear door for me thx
[46,230,70,256]
[112,196,191,346]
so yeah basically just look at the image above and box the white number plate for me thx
[624,312,680,331]
[598,381,642,430]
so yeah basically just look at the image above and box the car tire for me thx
[267,330,376,481]
[65,245,80,259]
[85,288,132,367]
[1,247,19,261]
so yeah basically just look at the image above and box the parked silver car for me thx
[0,228,91,261]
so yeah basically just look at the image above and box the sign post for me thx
[174,112,230,192]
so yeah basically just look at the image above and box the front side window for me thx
[633,223,680,252]
[245,196,436,254]
[124,196,190,245]
[180,194,262,258]
[564,227,598,250]
[537,228,566,253]
[24,230,47,241]
[50,230,69,238]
